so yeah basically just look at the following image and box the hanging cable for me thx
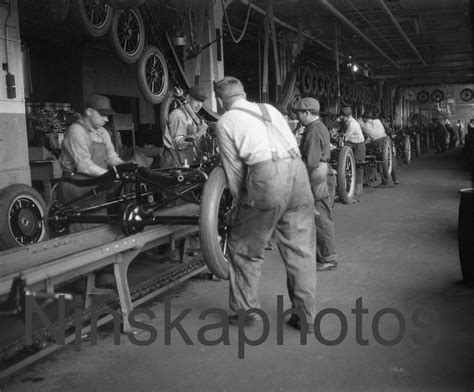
[222,0,252,44]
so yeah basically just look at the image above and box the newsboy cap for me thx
[292,97,320,112]
[86,94,115,116]
[188,85,208,102]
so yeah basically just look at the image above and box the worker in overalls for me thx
[161,86,209,168]
[58,94,125,233]
[215,76,317,332]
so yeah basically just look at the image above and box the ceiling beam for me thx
[318,0,400,68]
[375,0,427,66]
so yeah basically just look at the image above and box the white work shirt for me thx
[344,116,365,143]
[359,118,387,140]
[216,98,298,200]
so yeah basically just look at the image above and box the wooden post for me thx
[262,1,270,103]
[269,0,281,102]
[334,24,341,113]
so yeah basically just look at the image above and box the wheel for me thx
[415,133,421,157]
[460,88,473,102]
[381,138,393,179]
[0,184,48,249]
[199,167,232,280]
[300,65,313,95]
[44,200,69,237]
[73,0,113,37]
[311,69,319,96]
[417,90,429,104]
[109,7,145,63]
[105,0,144,8]
[137,45,169,104]
[403,134,411,164]
[159,91,182,134]
[336,146,356,204]
[431,90,444,103]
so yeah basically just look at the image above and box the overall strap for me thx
[230,105,299,161]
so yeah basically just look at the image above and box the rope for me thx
[221,0,252,44]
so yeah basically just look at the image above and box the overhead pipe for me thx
[375,0,427,66]
[245,1,332,52]
[319,0,401,69]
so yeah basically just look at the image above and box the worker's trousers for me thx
[228,157,317,322]
[313,168,337,263]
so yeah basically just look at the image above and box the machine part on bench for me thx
[121,203,154,235]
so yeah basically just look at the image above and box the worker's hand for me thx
[197,123,208,137]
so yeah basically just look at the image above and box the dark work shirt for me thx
[300,118,331,174]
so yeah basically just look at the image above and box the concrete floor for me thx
[2,148,474,392]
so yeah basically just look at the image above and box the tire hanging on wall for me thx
[109,7,146,63]
[300,65,313,95]
[417,90,429,104]
[430,90,444,103]
[73,0,113,38]
[137,45,169,105]
[0,184,48,249]
[199,166,232,280]
[460,88,473,102]
[311,68,319,96]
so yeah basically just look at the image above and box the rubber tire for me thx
[403,134,411,164]
[73,0,113,38]
[381,138,393,179]
[106,0,144,8]
[300,65,313,95]
[109,7,145,63]
[159,91,182,135]
[336,146,356,204]
[415,133,421,157]
[199,167,231,280]
[137,45,169,104]
[0,184,48,249]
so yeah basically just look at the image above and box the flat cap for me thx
[86,94,115,116]
[292,97,320,112]
[188,85,208,102]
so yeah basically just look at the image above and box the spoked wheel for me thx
[336,146,356,204]
[415,133,421,157]
[199,167,232,280]
[109,7,145,63]
[137,45,169,104]
[381,137,393,179]
[73,0,113,37]
[0,184,48,249]
[404,134,411,164]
